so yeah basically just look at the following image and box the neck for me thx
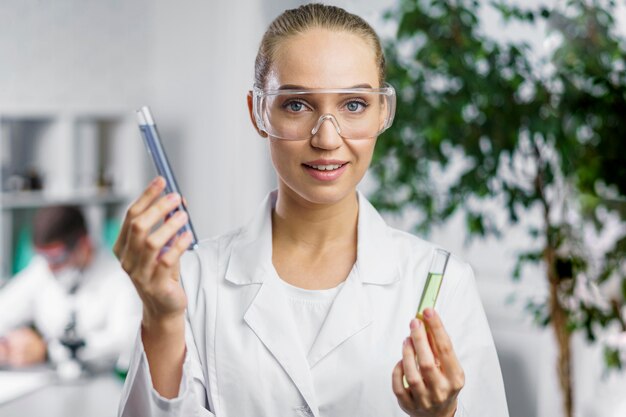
[272,183,359,251]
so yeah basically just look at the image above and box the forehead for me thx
[267,28,379,90]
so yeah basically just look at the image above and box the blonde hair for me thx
[254,3,386,88]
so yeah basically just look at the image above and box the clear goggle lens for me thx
[35,244,73,267]
[253,84,396,140]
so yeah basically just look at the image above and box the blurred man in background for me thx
[0,205,140,371]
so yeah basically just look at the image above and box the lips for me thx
[302,159,349,181]
[302,159,348,170]
[304,163,345,171]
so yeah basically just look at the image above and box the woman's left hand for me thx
[391,308,465,417]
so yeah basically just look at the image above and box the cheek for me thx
[269,140,300,174]
[352,140,376,168]
[70,246,87,267]
[346,141,377,184]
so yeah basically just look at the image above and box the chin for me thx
[281,178,359,207]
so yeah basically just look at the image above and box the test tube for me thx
[416,249,450,319]
[136,106,198,250]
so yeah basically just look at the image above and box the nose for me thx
[309,114,343,150]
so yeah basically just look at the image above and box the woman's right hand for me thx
[113,176,193,323]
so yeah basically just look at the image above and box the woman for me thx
[116,4,508,417]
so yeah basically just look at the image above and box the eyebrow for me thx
[277,83,373,90]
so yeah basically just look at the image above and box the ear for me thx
[247,91,268,138]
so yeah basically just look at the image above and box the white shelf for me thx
[1,190,132,210]
[0,111,148,278]
[0,107,130,120]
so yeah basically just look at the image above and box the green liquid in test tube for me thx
[416,249,450,319]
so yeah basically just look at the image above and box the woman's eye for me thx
[345,100,367,112]
[284,100,308,112]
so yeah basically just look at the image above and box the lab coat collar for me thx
[224,189,400,286]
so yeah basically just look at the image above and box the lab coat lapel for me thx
[225,191,320,416]
[307,190,400,368]
[306,267,373,368]
[244,279,320,417]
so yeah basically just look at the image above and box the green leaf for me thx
[604,347,622,370]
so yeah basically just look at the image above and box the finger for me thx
[410,318,445,388]
[127,193,182,254]
[426,329,441,367]
[391,359,415,411]
[117,177,165,258]
[139,210,189,267]
[402,336,429,407]
[131,177,167,217]
[5,338,23,367]
[422,308,463,383]
[0,338,9,363]
[10,352,26,367]
[121,193,181,280]
[114,177,165,258]
[157,231,193,271]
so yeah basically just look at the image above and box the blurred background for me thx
[1,1,625,417]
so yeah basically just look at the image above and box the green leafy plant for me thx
[372,1,626,416]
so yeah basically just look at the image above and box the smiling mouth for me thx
[302,163,348,171]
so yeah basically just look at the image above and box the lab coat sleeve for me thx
[439,260,509,417]
[118,239,220,417]
[117,318,214,417]
[0,258,46,335]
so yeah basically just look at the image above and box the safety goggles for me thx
[35,239,79,268]
[252,83,396,141]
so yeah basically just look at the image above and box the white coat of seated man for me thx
[0,205,140,371]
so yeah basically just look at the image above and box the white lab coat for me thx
[0,249,141,367]
[119,190,509,417]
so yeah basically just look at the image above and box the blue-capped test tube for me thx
[136,106,198,250]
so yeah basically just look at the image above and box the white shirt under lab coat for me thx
[119,190,509,417]
[0,248,141,367]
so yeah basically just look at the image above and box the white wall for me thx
[0,0,154,113]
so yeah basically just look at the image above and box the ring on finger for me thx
[402,373,421,389]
